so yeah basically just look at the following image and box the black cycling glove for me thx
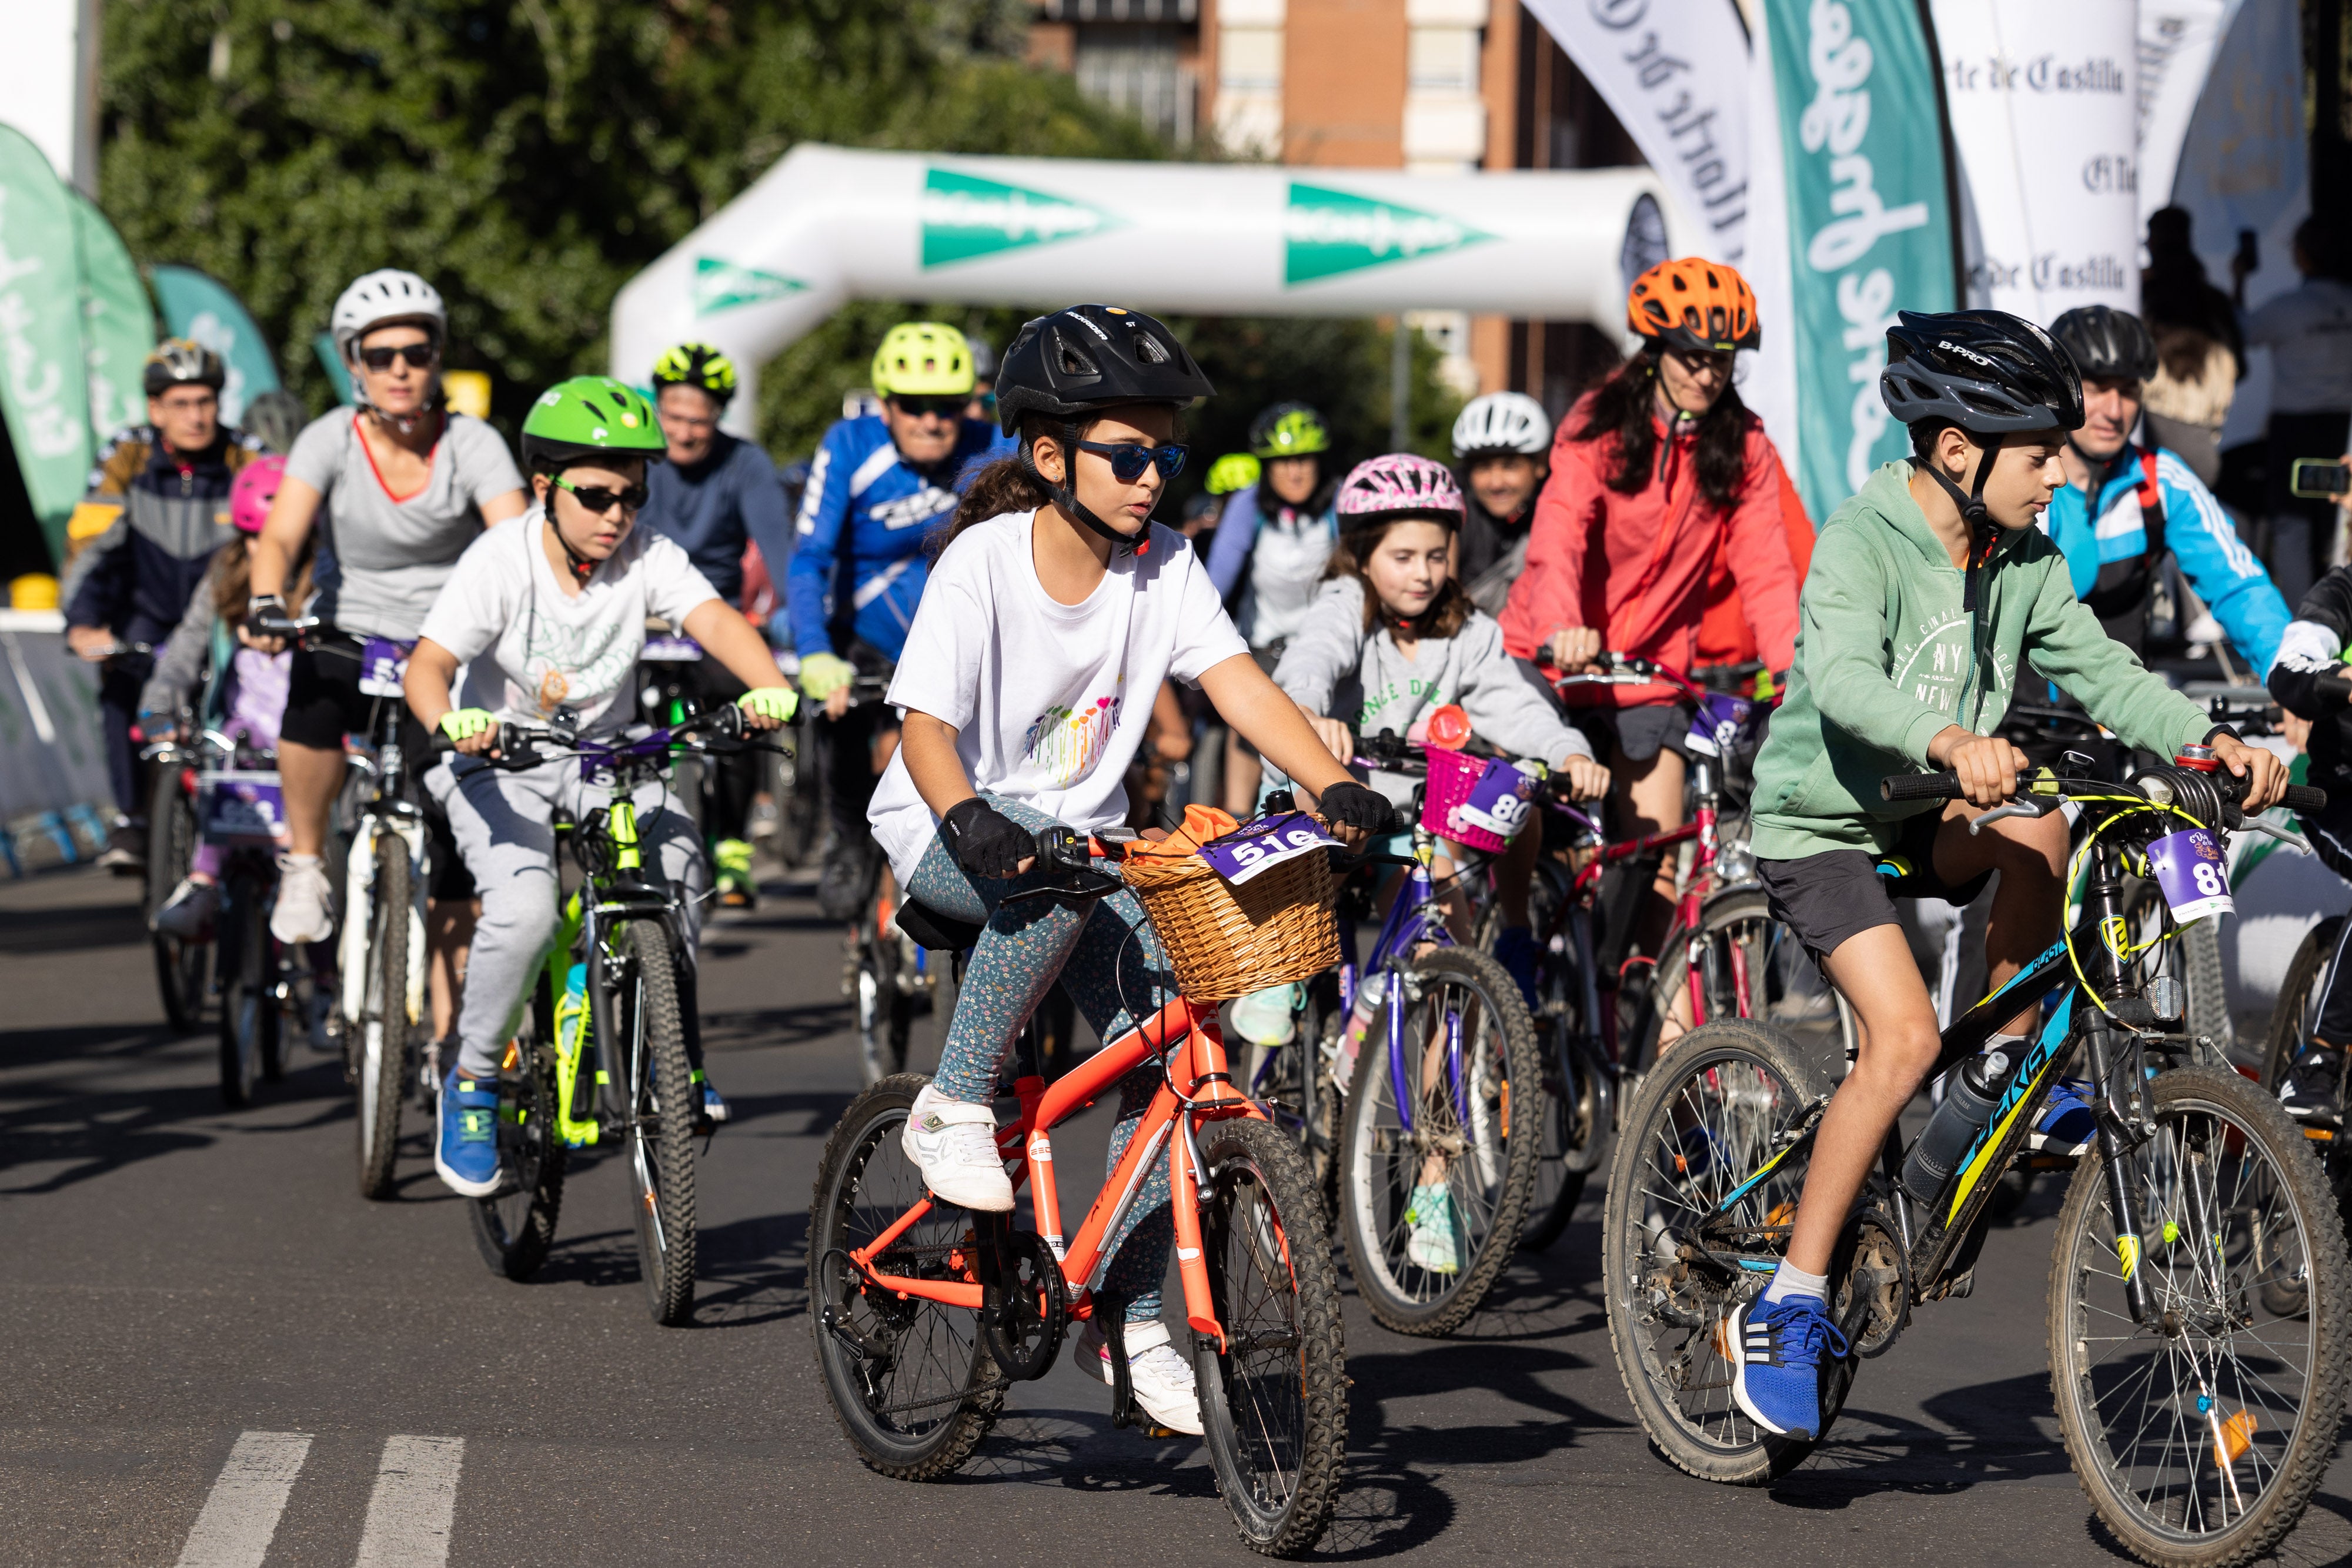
[941,797,1033,881]
[246,594,298,639]
[1315,780,1396,836]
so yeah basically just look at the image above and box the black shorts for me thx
[1586,700,1696,763]
[1754,807,1994,964]
[281,636,473,901]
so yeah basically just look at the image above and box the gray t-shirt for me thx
[288,407,524,639]
[2245,279,2352,414]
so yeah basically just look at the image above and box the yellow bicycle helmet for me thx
[871,322,975,398]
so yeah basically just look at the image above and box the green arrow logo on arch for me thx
[695,256,806,315]
[921,168,1118,268]
[1284,183,1494,285]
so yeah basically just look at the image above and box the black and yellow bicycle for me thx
[1604,750,2347,1568]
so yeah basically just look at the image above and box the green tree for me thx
[101,0,1462,474]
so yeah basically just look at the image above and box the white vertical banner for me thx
[1931,0,2139,323]
[1738,0,1800,486]
[1517,0,1756,263]
[2136,0,2243,228]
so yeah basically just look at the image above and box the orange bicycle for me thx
[808,824,1348,1556]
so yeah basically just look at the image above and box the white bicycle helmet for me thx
[332,269,447,364]
[1451,391,1551,459]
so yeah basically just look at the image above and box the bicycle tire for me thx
[147,765,206,1035]
[1474,862,1596,1252]
[2128,880,2234,1054]
[1338,945,1541,1336]
[2048,1065,2352,1568]
[217,887,270,1108]
[1194,1115,1348,1556]
[620,917,699,1325]
[808,1073,1005,1479]
[356,832,411,1201]
[1602,1017,1837,1485]
[469,1039,567,1281]
[2257,917,2348,1307]
[1624,888,1776,1079]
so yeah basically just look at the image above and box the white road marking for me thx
[354,1435,465,1568]
[173,1430,313,1568]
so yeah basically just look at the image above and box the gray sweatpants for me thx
[429,756,706,1077]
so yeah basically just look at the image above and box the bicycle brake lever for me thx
[1967,795,2060,835]
[2234,818,2311,852]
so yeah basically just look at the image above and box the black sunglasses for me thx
[553,474,649,514]
[890,395,965,420]
[358,342,440,372]
[1073,439,1188,483]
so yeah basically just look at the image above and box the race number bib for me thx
[1197,813,1337,885]
[1452,758,1538,839]
[358,637,412,697]
[198,771,289,847]
[640,635,703,664]
[1686,692,1757,758]
[2147,827,2233,923]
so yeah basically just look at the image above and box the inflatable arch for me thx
[609,143,1678,433]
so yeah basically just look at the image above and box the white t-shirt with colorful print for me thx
[867,508,1248,886]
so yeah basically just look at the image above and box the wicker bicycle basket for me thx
[1121,842,1341,1002]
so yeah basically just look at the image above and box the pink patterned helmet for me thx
[230,454,287,535]
[1335,453,1465,529]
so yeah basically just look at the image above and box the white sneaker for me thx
[900,1084,1013,1212]
[1073,1316,1204,1436]
[151,877,219,941]
[1405,1182,1459,1274]
[270,854,335,945]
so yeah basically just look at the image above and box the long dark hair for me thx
[1571,350,1753,510]
[1325,517,1471,640]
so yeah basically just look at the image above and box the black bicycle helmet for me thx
[995,305,1214,554]
[2049,305,2158,383]
[1880,309,2084,436]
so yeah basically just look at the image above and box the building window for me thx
[1073,23,1195,143]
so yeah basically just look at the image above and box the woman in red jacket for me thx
[1501,258,1801,957]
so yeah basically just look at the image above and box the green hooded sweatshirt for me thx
[1748,460,2212,861]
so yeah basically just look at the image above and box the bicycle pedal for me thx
[1131,1422,1185,1440]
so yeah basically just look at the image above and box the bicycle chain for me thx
[835,1240,1016,1417]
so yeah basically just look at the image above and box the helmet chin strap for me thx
[1024,429,1150,557]
[1920,433,2004,611]
[542,503,599,585]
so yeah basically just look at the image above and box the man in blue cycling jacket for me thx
[786,320,1013,917]
[2042,306,2289,676]
[639,342,795,908]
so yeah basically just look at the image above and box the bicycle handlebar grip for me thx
[1880,771,1965,803]
[2284,783,2330,814]
[1033,825,1094,873]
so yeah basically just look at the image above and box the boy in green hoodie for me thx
[1725,310,2288,1442]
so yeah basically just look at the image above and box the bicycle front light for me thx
[2135,774,2175,807]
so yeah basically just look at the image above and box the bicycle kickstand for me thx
[1103,1308,1138,1430]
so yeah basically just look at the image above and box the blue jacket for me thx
[2040,441,2290,673]
[637,433,793,635]
[786,414,1013,661]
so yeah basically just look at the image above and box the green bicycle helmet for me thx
[1248,401,1330,459]
[522,376,669,472]
[650,342,739,405]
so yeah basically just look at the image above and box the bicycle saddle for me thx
[894,899,984,952]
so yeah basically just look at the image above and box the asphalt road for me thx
[7,862,2352,1568]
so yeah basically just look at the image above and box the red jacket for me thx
[1500,393,1800,708]
[1696,451,1813,668]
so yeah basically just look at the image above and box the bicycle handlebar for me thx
[1880,768,2326,816]
[427,704,759,769]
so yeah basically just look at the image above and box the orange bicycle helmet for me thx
[1627,257,1761,354]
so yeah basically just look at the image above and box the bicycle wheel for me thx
[2260,920,2352,1272]
[1512,866,1606,1252]
[1195,1115,1347,1557]
[808,1073,1004,1479]
[1625,888,1776,1076]
[1602,1017,1836,1485]
[146,765,207,1034]
[854,928,916,1087]
[617,917,699,1325]
[2128,879,2234,1054]
[2049,1064,2352,1567]
[1339,946,1541,1336]
[217,887,272,1108]
[356,832,411,1201]
[469,1037,567,1281]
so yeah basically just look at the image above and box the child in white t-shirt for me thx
[876,307,1392,1435]
[401,377,799,1200]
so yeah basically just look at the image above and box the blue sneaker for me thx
[694,1068,730,1127]
[1728,1293,1847,1440]
[1492,925,1541,1009]
[434,1070,503,1198]
[2030,1078,2097,1155]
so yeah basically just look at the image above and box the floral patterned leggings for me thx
[907,795,1177,1322]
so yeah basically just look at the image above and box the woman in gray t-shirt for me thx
[244,268,527,968]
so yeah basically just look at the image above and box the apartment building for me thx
[1026,0,1638,414]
